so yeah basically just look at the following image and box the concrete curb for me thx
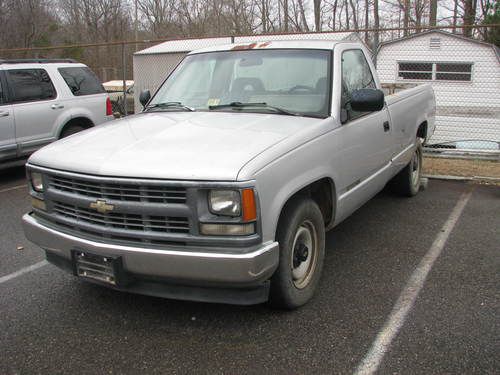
[423,174,500,183]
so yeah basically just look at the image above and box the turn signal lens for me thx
[242,188,256,222]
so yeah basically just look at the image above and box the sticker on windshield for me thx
[207,98,220,106]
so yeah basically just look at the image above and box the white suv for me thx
[0,59,113,169]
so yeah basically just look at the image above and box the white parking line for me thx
[0,184,28,194]
[354,188,473,375]
[0,260,48,284]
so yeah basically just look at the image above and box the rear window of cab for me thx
[58,67,105,96]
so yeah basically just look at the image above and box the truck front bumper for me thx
[22,213,279,305]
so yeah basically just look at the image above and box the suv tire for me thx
[60,124,86,138]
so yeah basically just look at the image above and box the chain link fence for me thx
[1,25,498,178]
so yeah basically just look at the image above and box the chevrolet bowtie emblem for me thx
[89,199,114,214]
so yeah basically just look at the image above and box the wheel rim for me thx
[411,148,421,188]
[290,220,318,289]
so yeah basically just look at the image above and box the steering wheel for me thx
[288,85,315,94]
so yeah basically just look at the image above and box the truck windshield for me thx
[149,49,331,118]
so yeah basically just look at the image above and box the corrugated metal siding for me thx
[132,52,185,113]
[377,32,500,143]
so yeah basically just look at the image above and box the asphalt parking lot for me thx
[1,166,498,374]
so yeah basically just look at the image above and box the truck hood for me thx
[29,111,319,181]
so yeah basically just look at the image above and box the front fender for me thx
[252,134,342,243]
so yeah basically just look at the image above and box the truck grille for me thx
[48,174,187,204]
[53,201,190,234]
[36,170,195,246]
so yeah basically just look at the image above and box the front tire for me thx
[270,197,325,309]
[390,139,423,197]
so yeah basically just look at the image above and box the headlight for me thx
[30,172,44,192]
[209,190,241,216]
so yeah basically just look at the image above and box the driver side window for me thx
[341,49,376,122]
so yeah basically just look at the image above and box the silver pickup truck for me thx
[22,40,435,309]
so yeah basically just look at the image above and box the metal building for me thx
[377,30,500,146]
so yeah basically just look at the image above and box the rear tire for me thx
[60,124,86,138]
[270,197,325,309]
[390,139,422,197]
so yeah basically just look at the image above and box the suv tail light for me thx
[106,97,113,116]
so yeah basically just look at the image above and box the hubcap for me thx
[411,149,421,188]
[291,220,318,289]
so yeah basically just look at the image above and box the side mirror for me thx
[350,89,384,112]
[139,89,151,108]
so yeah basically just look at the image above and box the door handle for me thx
[383,121,390,132]
[0,111,9,117]
[51,104,64,110]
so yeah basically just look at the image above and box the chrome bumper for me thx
[22,213,279,286]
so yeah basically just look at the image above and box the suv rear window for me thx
[6,69,57,103]
[58,67,105,96]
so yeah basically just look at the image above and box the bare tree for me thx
[283,0,289,31]
[365,0,369,42]
[330,0,338,30]
[295,0,310,31]
[373,0,380,51]
[462,0,477,36]
[403,0,410,35]
[314,0,322,31]
[260,0,268,32]
[0,0,58,49]
[344,0,350,29]
[452,0,459,31]
[429,0,437,26]
[413,0,427,33]
[349,0,359,29]
[137,0,180,37]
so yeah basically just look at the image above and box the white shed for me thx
[377,30,500,145]
[133,32,365,113]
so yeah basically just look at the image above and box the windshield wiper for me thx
[145,102,195,112]
[209,102,299,116]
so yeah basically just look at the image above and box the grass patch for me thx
[423,156,500,180]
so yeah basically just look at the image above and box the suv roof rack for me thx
[0,58,78,65]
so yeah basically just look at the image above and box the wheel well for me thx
[280,178,336,229]
[59,117,94,138]
[417,121,427,141]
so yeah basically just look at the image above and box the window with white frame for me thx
[398,62,472,82]
[435,63,472,81]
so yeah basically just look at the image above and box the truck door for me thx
[0,73,17,162]
[5,68,60,156]
[337,48,393,194]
